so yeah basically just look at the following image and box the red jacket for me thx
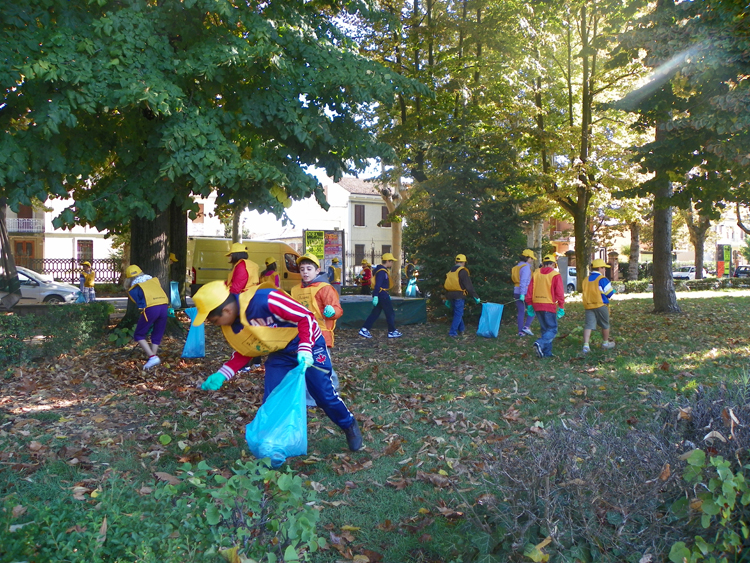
[525,267,565,313]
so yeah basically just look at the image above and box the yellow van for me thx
[187,238,301,293]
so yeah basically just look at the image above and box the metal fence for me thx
[18,258,122,284]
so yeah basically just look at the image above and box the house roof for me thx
[337,177,381,196]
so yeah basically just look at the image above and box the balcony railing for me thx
[7,218,44,233]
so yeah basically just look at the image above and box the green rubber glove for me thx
[323,304,335,317]
[611,288,617,294]
[519,293,525,301]
[474,297,481,304]
[297,351,314,369]
[372,296,379,307]
[201,372,225,391]
[445,299,451,309]
[556,308,565,319]
[526,305,535,317]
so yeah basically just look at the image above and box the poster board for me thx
[303,230,345,284]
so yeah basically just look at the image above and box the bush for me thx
[0,302,113,366]
[1,459,324,562]
[460,414,685,563]
[621,279,651,293]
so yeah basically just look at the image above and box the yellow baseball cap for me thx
[192,280,230,326]
[296,252,320,268]
[225,242,247,256]
[591,258,611,268]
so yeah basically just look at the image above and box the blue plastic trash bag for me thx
[182,307,205,358]
[245,363,307,468]
[476,302,504,338]
[75,291,86,304]
[170,281,181,308]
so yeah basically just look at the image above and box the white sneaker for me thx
[144,356,161,369]
[602,341,616,350]
[522,327,534,336]
[358,328,372,339]
[582,345,590,354]
[388,330,403,338]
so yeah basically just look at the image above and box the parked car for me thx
[565,266,577,293]
[672,266,708,281]
[734,265,750,278]
[11,266,80,304]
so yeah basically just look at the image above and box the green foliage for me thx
[0,0,427,231]
[0,302,112,365]
[108,325,135,347]
[669,452,750,563]
[1,460,323,562]
[181,459,324,561]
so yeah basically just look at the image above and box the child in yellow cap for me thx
[581,258,616,354]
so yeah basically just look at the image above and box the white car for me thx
[672,266,708,281]
[11,266,80,304]
[565,267,577,293]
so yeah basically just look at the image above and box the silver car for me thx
[13,266,80,304]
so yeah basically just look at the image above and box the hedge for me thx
[0,302,113,366]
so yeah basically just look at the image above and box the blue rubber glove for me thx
[297,351,314,369]
[201,372,226,391]
[519,293,525,302]
[611,288,617,295]
[372,296,379,307]
[323,305,335,318]
[526,305,535,317]
[474,297,481,304]
[445,299,451,309]
[557,308,565,319]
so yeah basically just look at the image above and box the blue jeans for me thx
[535,311,558,357]
[363,292,396,332]
[450,299,465,336]
[264,337,354,429]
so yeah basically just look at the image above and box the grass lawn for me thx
[1,289,749,562]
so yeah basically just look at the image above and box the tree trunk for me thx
[120,210,171,327]
[628,221,641,281]
[169,201,188,306]
[652,128,680,312]
[683,210,710,280]
[231,210,241,243]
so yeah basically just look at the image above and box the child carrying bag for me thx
[245,363,307,468]
[181,307,206,358]
[476,302,504,338]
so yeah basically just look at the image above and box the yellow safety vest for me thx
[331,266,341,283]
[291,283,336,347]
[128,277,169,320]
[511,263,529,287]
[371,265,393,291]
[531,270,558,305]
[81,271,96,288]
[227,259,259,292]
[582,272,607,310]
[444,266,469,293]
[259,272,279,288]
[221,288,299,357]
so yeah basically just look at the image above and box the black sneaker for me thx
[343,419,362,451]
[533,342,543,358]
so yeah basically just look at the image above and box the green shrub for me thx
[669,451,750,563]
[622,279,651,293]
[0,302,113,366]
[1,460,324,562]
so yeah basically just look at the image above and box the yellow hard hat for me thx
[521,249,535,259]
[382,252,397,262]
[192,280,230,326]
[264,257,275,266]
[80,261,91,267]
[296,252,320,268]
[591,258,611,269]
[125,264,142,278]
[225,242,247,256]
[361,258,370,265]
[169,253,178,263]
[543,254,557,263]
[331,257,340,264]
[455,254,467,262]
